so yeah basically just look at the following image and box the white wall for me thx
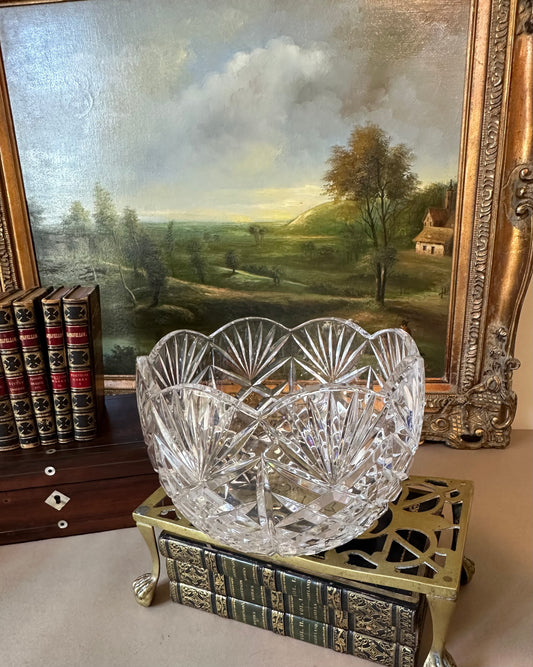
[513,279,533,429]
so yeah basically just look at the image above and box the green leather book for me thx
[165,556,420,649]
[170,580,418,667]
[159,531,424,638]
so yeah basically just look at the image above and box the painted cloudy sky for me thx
[0,0,470,223]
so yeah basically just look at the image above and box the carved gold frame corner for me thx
[422,0,533,448]
[0,0,532,448]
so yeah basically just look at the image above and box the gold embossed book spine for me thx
[164,556,419,649]
[0,350,18,451]
[42,286,78,444]
[158,532,423,636]
[13,286,57,447]
[169,580,416,667]
[0,290,39,448]
[63,285,104,441]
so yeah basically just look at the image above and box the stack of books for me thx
[158,531,426,667]
[0,285,103,451]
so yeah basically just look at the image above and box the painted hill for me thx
[286,200,359,236]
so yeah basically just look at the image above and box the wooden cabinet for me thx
[0,393,159,545]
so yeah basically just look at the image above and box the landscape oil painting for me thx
[0,0,471,377]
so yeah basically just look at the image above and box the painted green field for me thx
[36,202,452,378]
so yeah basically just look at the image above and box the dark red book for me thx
[13,286,57,447]
[0,289,19,452]
[63,285,104,441]
[0,289,40,448]
[0,335,19,451]
[42,286,78,444]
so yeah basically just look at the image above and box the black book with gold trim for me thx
[164,554,420,649]
[158,531,425,640]
[170,580,418,667]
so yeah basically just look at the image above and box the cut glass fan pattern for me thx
[136,318,425,556]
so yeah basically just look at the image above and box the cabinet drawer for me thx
[0,472,159,544]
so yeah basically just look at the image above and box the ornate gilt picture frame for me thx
[0,0,531,449]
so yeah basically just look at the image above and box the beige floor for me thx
[1,431,532,667]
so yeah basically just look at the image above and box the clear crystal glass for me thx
[136,317,425,556]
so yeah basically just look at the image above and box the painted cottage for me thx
[414,184,455,256]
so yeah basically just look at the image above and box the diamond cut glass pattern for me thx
[136,318,425,556]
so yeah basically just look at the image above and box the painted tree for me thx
[271,266,282,286]
[103,344,137,375]
[301,240,316,260]
[27,199,45,230]
[341,221,368,264]
[93,183,119,241]
[187,239,207,283]
[27,200,55,270]
[121,207,143,276]
[248,224,261,245]
[165,220,177,276]
[62,200,91,235]
[61,200,97,279]
[225,249,239,275]
[140,233,167,306]
[119,206,167,306]
[323,124,418,305]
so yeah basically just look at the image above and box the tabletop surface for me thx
[1,430,531,667]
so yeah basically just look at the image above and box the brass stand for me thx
[132,475,474,667]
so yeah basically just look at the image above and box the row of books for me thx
[0,285,103,451]
[158,531,426,667]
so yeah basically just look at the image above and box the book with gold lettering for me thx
[169,580,418,667]
[0,348,19,451]
[0,287,19,451]
[63,285,104,440]
[0,289,40,448]
[42,285,78,444]
[13,286,57,447]
[164,555,419,649]
[158,531,424,640]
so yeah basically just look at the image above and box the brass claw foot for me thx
[423,648,458,667]
[423,594,458,667]
[461,556,475,585]
[132,520,160,607]
[133,572,158,607]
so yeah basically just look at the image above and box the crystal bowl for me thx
[136,317,425,556]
